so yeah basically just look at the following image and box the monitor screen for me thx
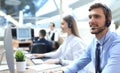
[17,27,31,41]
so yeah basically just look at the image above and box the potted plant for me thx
[15,50,26,72]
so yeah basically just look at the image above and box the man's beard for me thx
[90,26,106,34]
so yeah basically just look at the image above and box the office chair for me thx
[32,37,39,43]
[30,43,48,54]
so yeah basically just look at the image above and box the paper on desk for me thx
[32,59,44,65]
[27,64,61,72]
[0,65,8,71]
[25,54,35,59]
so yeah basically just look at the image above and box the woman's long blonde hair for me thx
[63,15,80,38]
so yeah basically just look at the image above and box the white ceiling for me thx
[72,0,120,23]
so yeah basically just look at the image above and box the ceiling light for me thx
[5,0,21,6]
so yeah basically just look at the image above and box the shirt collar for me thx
[96,30,111,46]
[51,29,55,33]
[66,34,75,41]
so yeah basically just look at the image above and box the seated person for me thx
[33,15,88,73]
[31,29,53,53]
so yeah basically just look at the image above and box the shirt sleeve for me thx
[72,40,86,59]
[64,43,92,73]
[44,44,63,58]
[60,40,85,65]
[102,43,120,73]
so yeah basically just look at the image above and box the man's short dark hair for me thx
[89,3,112,27]
[50,22,55,27]
[39,29,46,37]
[89,3,112,19]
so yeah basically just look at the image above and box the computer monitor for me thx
[11,27,17,39]
[17,27,31,41]
[11,28,34,40]
[31,28,34,38]
[4,26,15,73]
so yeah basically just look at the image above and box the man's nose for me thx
[89,17,96,24]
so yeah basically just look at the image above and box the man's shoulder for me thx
[44,39,52,45]
[113,35,120,43]
[110,31,120,42]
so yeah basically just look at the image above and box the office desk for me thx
[0,52,35,73]
[0,64,61,73]
[12,39,32,50]
[0,69,37,73]
[0,54,62,73]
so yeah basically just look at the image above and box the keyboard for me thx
[31,59,44,65]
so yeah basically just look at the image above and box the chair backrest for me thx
[32,37,39,43]
[30,43,48,54]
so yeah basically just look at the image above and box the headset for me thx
[68,15,73,28]
[103,5,111,27]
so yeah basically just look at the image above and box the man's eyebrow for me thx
[89,14,101,16]
[88,14,92,18]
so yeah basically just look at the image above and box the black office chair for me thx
[30,43,48,54]
[32,37,39,43]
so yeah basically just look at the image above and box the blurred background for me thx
[0,0,120,46]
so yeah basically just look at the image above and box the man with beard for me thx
[47,3,120,73]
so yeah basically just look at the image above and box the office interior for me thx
[0,0,120,73]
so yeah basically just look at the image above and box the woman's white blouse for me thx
[45,34,87,65]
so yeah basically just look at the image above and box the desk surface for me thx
[12,39,32,50]
[0,69,37,73]
[0,53,62,73]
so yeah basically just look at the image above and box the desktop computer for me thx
[11,27,34,40]
[4,26,15,73]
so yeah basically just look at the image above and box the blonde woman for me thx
[33,15,87,69]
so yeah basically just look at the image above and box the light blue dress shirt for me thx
[64,30,120,73]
